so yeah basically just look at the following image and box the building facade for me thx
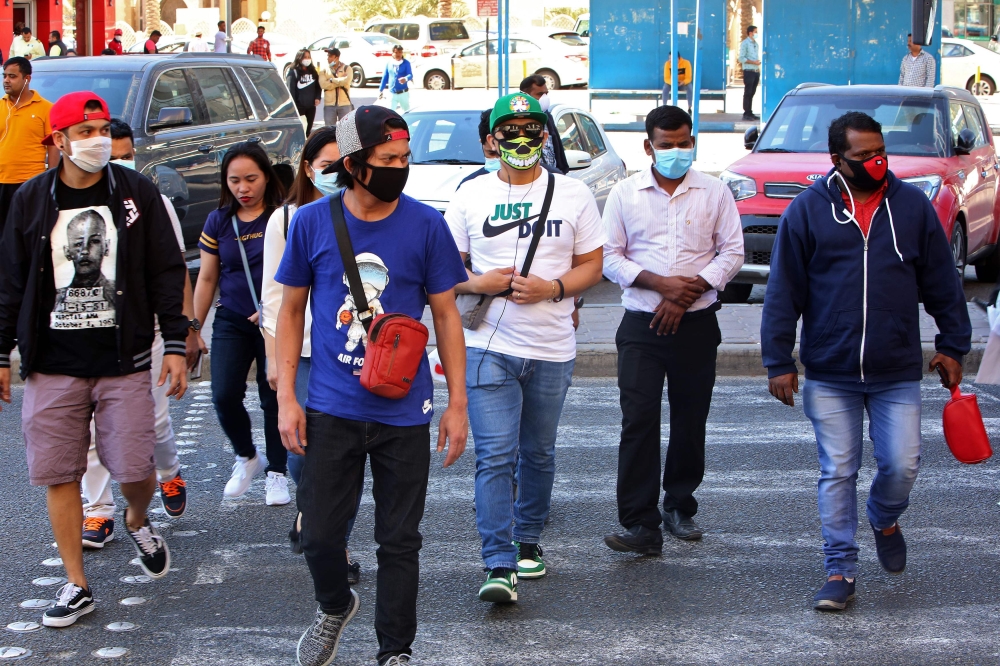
[1,0,116,57]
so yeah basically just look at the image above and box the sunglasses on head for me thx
[493,122,544,141]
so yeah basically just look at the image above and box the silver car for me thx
[402,102,626,214]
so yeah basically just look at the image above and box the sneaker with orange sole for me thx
[159,473,187,517]
[82,516,115,549]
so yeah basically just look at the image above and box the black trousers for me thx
[299,410,430,662]
[298,104,316,135]
[615,308,721,530]
[0,182,23,237]
[743,71,760,116]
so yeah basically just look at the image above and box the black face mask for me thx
[837,154,888,192]
[356,162,409,203]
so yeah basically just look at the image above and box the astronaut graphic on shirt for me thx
[51,206,117,330]
[336,252,388,352]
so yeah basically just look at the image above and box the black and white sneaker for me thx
[42,583,94,628]
[124,512,171,579]
[297,590,359,666]
[347,559,361,586]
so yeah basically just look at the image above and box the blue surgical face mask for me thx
[111,158,136,171]
[484,157,502,173]
[653,147,694,180]
[313,168,343,197]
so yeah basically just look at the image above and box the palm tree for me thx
[145,0,162,37]
[439,0,452,18]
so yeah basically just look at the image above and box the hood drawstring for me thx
[827,171,903,262]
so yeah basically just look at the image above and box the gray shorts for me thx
[23,372,156,486]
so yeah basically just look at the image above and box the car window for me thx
[577,113,607,157]
[462,41,494,57]
[950,102,969,142]
[429,22,469,41]
[556,112,587,152]
[192,68,245,124]
[400,23,420,40]
[548,32,587,47]
[147,68,203,129]
[245,66,298,119]
[306,37,334,50]
[31,70,138,119]
[336,39,351,48]
[511,40,539,53]
[405,111,486,164]
[962,103,989,147]
[362,34,394,46]
[941,43,974,57]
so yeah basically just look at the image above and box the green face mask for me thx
[498,137,543,170]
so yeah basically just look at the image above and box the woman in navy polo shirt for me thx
[193,142,290,505]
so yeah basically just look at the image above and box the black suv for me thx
[30,53,305,255]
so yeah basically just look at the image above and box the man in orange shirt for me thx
[663,53,694,114]
[0,57,59,234]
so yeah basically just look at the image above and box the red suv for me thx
[719,83,1000,302]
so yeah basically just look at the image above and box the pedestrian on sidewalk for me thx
[319,47,353,128]
[899,33,936,87]
[446,92,605,604]
[602,106,743,555]
[48,31,68,57]
[519,74,569,174]
[214,22,229,53]
[144,30,161,54]
[0,57,60,235]
[662,52,693,114]
[247,26,271,61]
[0,92,185,627]
[761,111,970,612]
[262,127,362,585]
[274,106,469,666]
[738,25,761,121]
[287,49,321,135]
[108,29,124,55]
[78,119,203,548]
[10,27,45,60]
[189,30,211,53]
[193,142,290,505]
[378,45,412,113]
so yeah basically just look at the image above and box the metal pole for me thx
[670,0,678,106]
[692,0,702,159]
[496,2,503,97]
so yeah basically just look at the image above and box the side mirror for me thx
[581,29,589,37]
[992,35,998,42]
[565,149,593,170]
[149,107,193,131]
[744,126,759,150]
[956,127,976,155]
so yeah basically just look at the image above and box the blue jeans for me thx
[803,379,922,577]
[663,82,693,110]
[467,348,574,570]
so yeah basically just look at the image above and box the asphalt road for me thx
[2,377,1000,665]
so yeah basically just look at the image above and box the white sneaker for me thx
[265,471,291,506]
[224,453,265,498]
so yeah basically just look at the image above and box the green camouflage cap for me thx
[490,93,548,130]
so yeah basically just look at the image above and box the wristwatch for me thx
[189,318,201,332]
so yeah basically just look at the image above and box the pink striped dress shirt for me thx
[602,167,745,313]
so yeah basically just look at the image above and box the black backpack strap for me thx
[497,172,556,297]
[329,193,374,332]
[283,203,289,238]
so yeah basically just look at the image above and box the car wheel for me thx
[424,70,451,90]
[967,74,996,96]
[536,68,561,90]
[718,283,753,303]
[975,245,1000,282]
[951,220,967,277]
[351,64,366,88]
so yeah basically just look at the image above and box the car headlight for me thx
[720,170,757,201]
[901,174,942,201]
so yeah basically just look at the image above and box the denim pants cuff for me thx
[484,558,519,571]
[826,567,858,578]
[511,533,539,545]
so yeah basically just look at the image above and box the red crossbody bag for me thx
[330,194,429,399]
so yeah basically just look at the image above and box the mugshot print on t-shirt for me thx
[50,205,118,330]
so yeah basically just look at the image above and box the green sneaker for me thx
[478,568,517,603]
[514,541,546,579]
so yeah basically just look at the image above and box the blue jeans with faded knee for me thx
[803,379,922,577]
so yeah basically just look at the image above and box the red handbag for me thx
[330,195,428,400]
[942,385,993,464]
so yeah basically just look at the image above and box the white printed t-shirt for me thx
[445,169,606,362]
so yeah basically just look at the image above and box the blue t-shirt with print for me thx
[275,192,467,426]
[198,206,273,318]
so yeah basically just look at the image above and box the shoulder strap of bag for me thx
[232,215,262,326]
[283,203,289,238]
[329,193,374,332]
[497,171,556,297]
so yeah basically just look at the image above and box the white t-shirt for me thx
[445,170,606,362]
[189,37,210,52]
[214,31,228,53]
[262,204,312,356]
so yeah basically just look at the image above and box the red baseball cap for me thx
[114,28,123,35]
[43,92,112,146]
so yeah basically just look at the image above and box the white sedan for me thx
[402,103,625,214]
[941,37,1000,95]
[303,32,406,88]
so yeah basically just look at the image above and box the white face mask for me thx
[302,59,312,67]
[111,158,136,171]
[65,136,112,173]
[538,93,551,113]
[114,36,121,42]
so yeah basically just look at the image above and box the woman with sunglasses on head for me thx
[193,142,290,505]
[287,49,321,135]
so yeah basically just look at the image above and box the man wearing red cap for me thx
[108,28,124,55]
[0,92,189,628]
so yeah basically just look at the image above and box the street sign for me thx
[477,0,498,17]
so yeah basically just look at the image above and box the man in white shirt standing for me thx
[602,105,743,555]
[899,33,936,87]
[446,93,605,604]
[213,21,229,53]
[188,31,210,52]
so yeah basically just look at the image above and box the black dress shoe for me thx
[603,525,663,555]
[661,508,703,541]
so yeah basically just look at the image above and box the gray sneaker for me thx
[296,589,360,666]
[381,656,411,666]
